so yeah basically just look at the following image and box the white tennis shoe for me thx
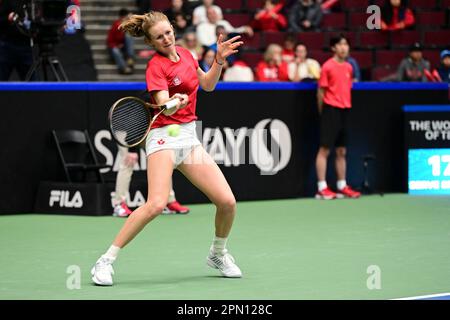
[91,255,115,286]
[207,249,242,278]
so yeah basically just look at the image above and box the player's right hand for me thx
[163,94,189,116]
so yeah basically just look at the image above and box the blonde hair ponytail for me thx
[119,11,171,40]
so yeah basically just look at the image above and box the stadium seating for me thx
[296,32,326,50]
[241,32,262,50]
[223,13,252,27]
[263,32,287,46]
[83,0,448,81]
[325,31,358,49]
[151,0,171,11]
[348,12,370,30]
[359,31,389,49]
[339,0,369,11]
[371,65,396,81]
[241,52,263,69]
[350,51,373,69]
[423,30,450,49]
[215,0,242,11]
[390,31,421,48]
[376,50,407,67]
[416,12,445,29]
[308,50,332,64]
[409,0,438,10]
[321,13,346,30]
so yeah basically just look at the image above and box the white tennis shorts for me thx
[145,121,201,167]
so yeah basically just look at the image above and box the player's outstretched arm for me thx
[197,34,243,92]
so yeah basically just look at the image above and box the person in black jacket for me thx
[0,0,34,80]
[288,0,323,32]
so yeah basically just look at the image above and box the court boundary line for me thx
[392,293,450,300]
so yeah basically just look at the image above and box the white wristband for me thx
[165,98,180,110]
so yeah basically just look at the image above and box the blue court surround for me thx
[0,82,448,91]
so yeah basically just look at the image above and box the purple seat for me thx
[390,31,421,48]
[321,13,347,30]
[359,31,389,49]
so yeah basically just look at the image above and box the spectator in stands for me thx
[255,44,290,81]
[347,55,361,82]
[437,50,450,83]
[397,43,430,82]
[252,0,287,32]
[107,9,135,75]
[173,13,194,40]
[223,52,255,81]
[200,48,216,72]
[164,0,192,26]
[196,7,253,47]
[288,0,323,32]
[288,43,321,82]
[0,0,34,81]
[192,0,223,26]
[282,34,296,63]
[181,31,204,60]
[208,26,237,65]
[381,0,415,31]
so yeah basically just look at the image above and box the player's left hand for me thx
[216,34,244,64]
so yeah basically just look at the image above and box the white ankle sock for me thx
[318,181,327,191]
[211,236,227,255]
[104,245,120,260]
[337,180,347,191]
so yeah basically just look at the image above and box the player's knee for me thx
[217,196,236,214]
[336,148,346,158]
[143,199,167,219]
[318,147,330,157]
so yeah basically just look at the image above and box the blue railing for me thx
[0,82,448,91]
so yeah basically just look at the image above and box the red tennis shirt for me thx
[318,57,353,109]
[146,46,199,128]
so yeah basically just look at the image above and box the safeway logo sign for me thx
[49,190,83,208]
[94,118,292,176]
[202,118,292,175]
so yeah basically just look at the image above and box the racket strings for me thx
[111,100,151,146]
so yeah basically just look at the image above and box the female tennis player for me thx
[91,11,244,286]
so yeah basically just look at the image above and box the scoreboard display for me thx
[404,105,450,195]
[408,149,450,195]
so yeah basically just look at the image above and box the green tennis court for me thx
[1,194,449,300]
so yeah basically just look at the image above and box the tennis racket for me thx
[109,96,180,148]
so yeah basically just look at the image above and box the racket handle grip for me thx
[165,98,180,110]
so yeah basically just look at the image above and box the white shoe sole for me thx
[207,258,242,278]
[315,194,336,200]
[336,193,360,199]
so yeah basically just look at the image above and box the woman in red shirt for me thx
[381,0,415,31]
[91,11,244,286]
[256,44,290,81]
[252,0,287,32]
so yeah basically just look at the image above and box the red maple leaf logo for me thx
[157,139,165,145]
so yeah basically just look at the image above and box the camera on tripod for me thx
[29,0,69,44]
[11,0,72,81]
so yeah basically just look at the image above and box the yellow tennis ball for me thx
[167,124,180,137]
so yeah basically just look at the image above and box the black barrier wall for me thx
[0,83,448,213]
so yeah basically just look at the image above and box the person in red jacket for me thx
[381,0,415,31]
[252,0,287,31]
[255,44,289,81]
[107,9,136,74]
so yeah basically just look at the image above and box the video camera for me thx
[11,0,69,45]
